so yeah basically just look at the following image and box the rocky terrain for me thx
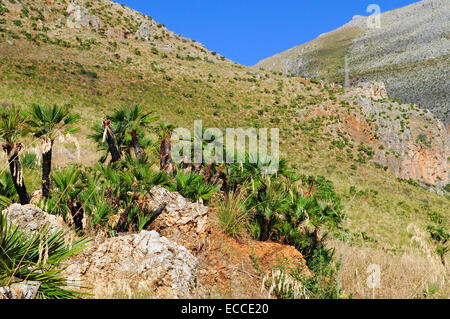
[2,191,309,299]
[256,0,450,124]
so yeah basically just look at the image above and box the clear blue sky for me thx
[117,0,419,66]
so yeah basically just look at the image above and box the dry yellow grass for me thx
[330,238,449,299]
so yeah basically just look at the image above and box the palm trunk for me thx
[256,183,269,241]
[42,138,54,199]
[257,215,270,241]
[3,143,30,205]
[159,135,172,176]
[211,166,224,184]
[67,198,84,232]
[102,119,121,163]
[203,162,214,182]
[130,130,143,158]
[144,202,167,230]
[220,171,230,203]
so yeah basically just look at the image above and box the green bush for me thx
[0,212,89,299]
[169,171,219,202]
[21,152,38,169]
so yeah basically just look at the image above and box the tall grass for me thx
[217,190,250,238]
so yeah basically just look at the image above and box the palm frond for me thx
[0,212,90,299]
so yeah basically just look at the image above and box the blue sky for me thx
[117,0,419,66]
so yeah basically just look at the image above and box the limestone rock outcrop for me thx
[0,282,40,299]
[63,230,198,298]
[358,82,388,100]
[4,204,66,234]
[66,2,103,29]
[146,186,211,252]
[135,22,152,40]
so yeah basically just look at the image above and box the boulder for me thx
[0,282,40,299]
[64,230,198,298]
[4,204,66,234]
[146,186,211,252]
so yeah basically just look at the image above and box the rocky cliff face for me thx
[297,82,448,188]
[342,86,449,188]
[255,0,450,125]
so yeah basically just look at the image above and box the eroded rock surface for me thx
[0,282,40,299]
[358,82,388,101]
[312,88,449,188]
[66,2,105,31]
[4,204,66,234]
[64,230,198,298]
[146,186,211,252]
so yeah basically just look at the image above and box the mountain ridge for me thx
[255,0,450,125]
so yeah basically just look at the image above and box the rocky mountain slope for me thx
[0,0,448,298]
[255,0,450,124]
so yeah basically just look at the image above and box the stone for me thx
[66,2,103,30]
[135,22,152,40]
[146,186,211,252]
[63,230,198,298]
[0,282,40,299]
[4,204,66,234]
[358,82,388,100]
[66,3,90,29]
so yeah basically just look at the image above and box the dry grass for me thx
[330,239,449,299]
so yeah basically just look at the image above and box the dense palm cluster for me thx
[0,103,346,298]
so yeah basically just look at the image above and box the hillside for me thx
[255,0,450,125]
[0,0,449,299]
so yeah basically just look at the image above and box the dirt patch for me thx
[193,222,310,298]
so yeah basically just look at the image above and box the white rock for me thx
[4,204,66,234]
[64,230,198,298]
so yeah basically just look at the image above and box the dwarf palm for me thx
[154,123,176,175]
[246,180,290,241]
[88,121,121,163]
[27,104,80,199]
[0,106,30,204]
[0,212,89,298]
[109,105,158,158]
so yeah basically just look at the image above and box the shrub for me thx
[0,212,89,299]
[0,172,16,200]
[21,152,38,169]
[169,171,219,203]
[217,190,249,238]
